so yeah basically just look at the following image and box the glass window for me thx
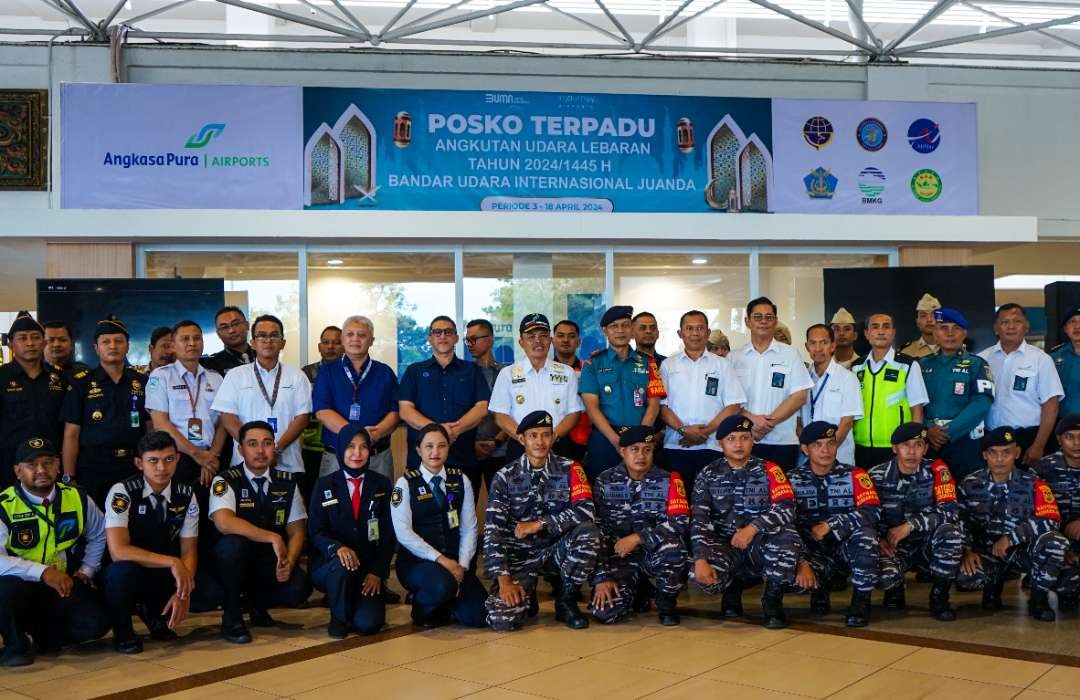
[144,251,301,366]
[307,252,454,376]
[614,253,751,356]
[463,253,606,364]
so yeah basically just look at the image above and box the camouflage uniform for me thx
[690,456,802,595]
[789,462,881,594]
[591,463,689,623]
[868,458,963,589]
[483,454,600,631]
[1032,453,1080,597]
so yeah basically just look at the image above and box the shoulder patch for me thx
[930,459,957,503]
[446,467,462,476]
[110,492,131,514]
[73,370,89,379]
[225,467,242,479]
[765,463,795,502]
[404,469,421,479]
[569,462,593,503]
[666,471,690,516]
[1035,480,1062,521]
[272,469,294,481]
[391,486,403,507]
[852,468,881,507]
[645,356,667,400]
[212,480,228,497]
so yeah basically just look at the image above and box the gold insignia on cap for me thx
[826,428,836,437]
[740,419,751,430]
[28,438,44,449]
[920,429,928,439]
[916,293,941,312]
[1004,431,1013,441]
[541,415,552,425]
[644,434,655,443]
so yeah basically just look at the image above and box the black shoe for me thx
[222,621,252,644]
[327,620,349,639]
[114,636,144,655]
[929,578,957,622]
[413,608,451,629]
[249,609,275,628]
[554,586,590,630]
[1,646,34,667]
[1059,592,1079,610]
[810,588,831,615]
[882,584,906,610]
[1029,588,1056,623]
[721,579,744,618]
[147,617,178,641]
[761,582,788,630]
[382,586,402,604]
[634,577,656,613]
[982,580,1004,611]
[845,591,871,628]
[656,593,681,626]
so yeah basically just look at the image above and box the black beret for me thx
[890,422,928,445]
[15,437,58,464]
[1063,304,1080,328]
[618,425,656,447]
[1056,413,1080,436]
[800,421,838,446]
[516,410,553,434]
[8,310,43,337]
[981,426,1017,450]
[600,305,633,327]
[95,314,129,340]
[519,313,550,335]
[716,414,754,440]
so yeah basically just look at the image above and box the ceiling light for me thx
[691,258,708,265]
[994,274,1080,290]
[326,258,344,266]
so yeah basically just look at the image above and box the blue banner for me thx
[302,87,772,213]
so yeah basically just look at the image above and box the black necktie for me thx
[430,476,447,510]
[253,476,267,507]
[153,494,167,524]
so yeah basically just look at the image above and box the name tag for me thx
[771,372,786,389]
[448,509,460,529]
[883,368,900,382]
[321,498,338,507]
[705,375,719,396]
[1013,376,1028,392]
[367,518,380,541]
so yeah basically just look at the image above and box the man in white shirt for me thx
[660,310,745,493]
[732,297,812,470]
[489,313,583,463]
[799,324,863,466]
[979,303,1064,465]
[211,315,311,474]
[146,320,226,487]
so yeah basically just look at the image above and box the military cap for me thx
[916,293,942,312]
[933,308,969,330]
[600,305,633,327]
[800,421,838,445]
[830,308,856,326]
[516,410,553,434]
[15,437,58,464]
[716,414,754,440]
[1063,303,1080,329]
[7,310,44,337]
[1056,413,1080,436]
[519,313,550,335]
[618,425,656,447]
[981,426,1017,450]
[95,314,130,340]
[891,422,928,445]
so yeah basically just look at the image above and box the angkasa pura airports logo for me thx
[101,123,271,169]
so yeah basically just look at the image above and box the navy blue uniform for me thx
[921,350,994,479]
[0,361,66,490]
[1032,453,1080,595]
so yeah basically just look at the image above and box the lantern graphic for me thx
[394,111,412,148]
[676,117,694,153]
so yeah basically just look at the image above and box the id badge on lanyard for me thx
[130,394,141,428]
[343,358,373,423]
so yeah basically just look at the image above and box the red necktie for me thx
[41,498,50,510]
[349,477,362,520]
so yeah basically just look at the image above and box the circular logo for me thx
[29,438,44,449]
[911,169,942,202]
[802,116,834,150]
[91,410,104,421]
[856,118,887,151]
[907,118,940,154]
[858,167,886,198]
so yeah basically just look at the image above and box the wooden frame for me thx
[0,89,48,191]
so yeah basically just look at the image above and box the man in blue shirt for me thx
[1052,304,1080,436]
[313,316,399,483]
[399,316,491,493]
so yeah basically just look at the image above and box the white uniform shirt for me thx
[0,486,106,581]
[104,480,200,539]
[390,466,477,568]
[732,339,814,446]
[211,361,312,473]
[979,341,1064,429]
[488,358,584,426]
[145,360,223,449]
[859,348,930,408]
[660,350,746,451]
[207,464,307,524]
[800,359,864,465]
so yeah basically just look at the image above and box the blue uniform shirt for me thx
[1051,343,1080,417]
[312,356,399,451]
[398,356,491,468]
[920,349,994,441]
[578,347,664,428]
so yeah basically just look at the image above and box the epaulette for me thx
[271,469,295,481]
[589,348,606,357]
[404,469,421,479]
[893,352,916,365]
[1050,343,1066,353]
[73,369,89,380]
[130,365,148,376]
[174,481,192,497]
[446,467,462,476]
[225,467,243,479]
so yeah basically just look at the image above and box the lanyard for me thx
[182,369,203,415]
[341,357,373,403]
[253,364,283,411]
[808,373,830,420]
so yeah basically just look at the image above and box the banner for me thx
[303,87,773,213]
[771,99,978,215]
[61,84,302,209]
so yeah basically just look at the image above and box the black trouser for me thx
[751,443,799,472]
[311,560,385,634]
[102,562,223,641]
[214,535,311,625]
[661,448,722,499]
[0,576,109,652]
[396,557,487,628]
[301,448,322,505]
[77,446,139,508]
[854,445,895,471]
[174,454,217,560]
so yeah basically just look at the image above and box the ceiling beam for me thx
[961,0,1080,52]
[744,0,878,52]
[593,0,636,47]
[639,0,695,50]
[542,3,625,44]
[896,11,1080,54]
[213,0,370,41]
[883,0,958,53]
[382,0,549,42]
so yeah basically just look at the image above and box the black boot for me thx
[845,591,870,627]
[882,583,906,610]
[982,579,1004,611]
[761,581,788,629]
[554,585,589,630]
[721,579,744,618]
[656,593,681,626]
[810,587,831,615]
[929,578,957,622]
[1029,588,1056,622]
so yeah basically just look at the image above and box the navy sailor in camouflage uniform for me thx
[1032,413,1080,606]
[957,426,1068,622]
[789,421,881,627]
[483,411,599,631]
[689,415,801,629]
[869,422,962,621]
[591,425,689,626]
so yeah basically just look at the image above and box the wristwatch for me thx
[60,474,73,485]
[675,426,686,437]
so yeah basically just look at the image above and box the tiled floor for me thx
[5,582,1080,699]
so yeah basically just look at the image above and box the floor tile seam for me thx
[818,663,900,699]
[759,640,922,668]
[876,662,1050,690]
[598,641,760,676]
[1019,665,1070,695]
[6,658,182,691]
[342,635,489,665]
[223,656,396,694]
[397,658,562,688]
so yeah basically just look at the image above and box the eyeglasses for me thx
[252,332,283,342]
[430,328,457,337]
[216,319,247,332]
[464,334,492,345]
[749,313,777,322]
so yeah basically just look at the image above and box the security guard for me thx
[0,311,67,490]
[830,308,862,370]
[483,411,599,632]
[208,421,310,644]
[1051,304,1080,421]
[921,308,994,479]
[308,424,395,638]
[392,423,486,629]
[1032,413,1080,607]
[957,426,1068,622]
[790,421,880,627]
[591,426,689,626]
[102,431,221,654]
[868,422,962,622]
[0,437,108,667]
[690,415,802,629]
[579,306,667,481]
[61,315,149,507]
[899,293,941,359]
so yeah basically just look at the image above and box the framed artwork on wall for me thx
[0,89,48,191]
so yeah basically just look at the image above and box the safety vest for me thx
[852,355,914,449]
[0,484,86,570]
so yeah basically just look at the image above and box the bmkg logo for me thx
[857,167,886,204]
[804,167,838,200]
[907,118,940,154]
[910,168,942,202]
[185,123,226,149]
[856,118,887,152]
